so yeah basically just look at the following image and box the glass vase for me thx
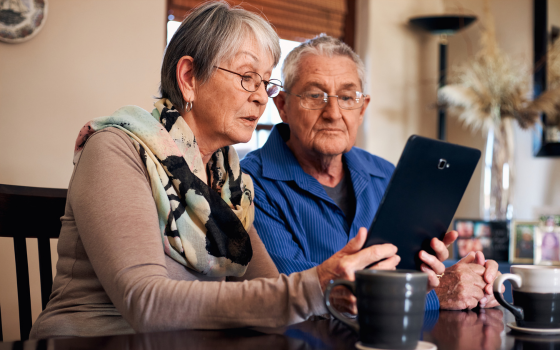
[481,117,515,221]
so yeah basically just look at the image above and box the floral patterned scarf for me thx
[73,99,254,277]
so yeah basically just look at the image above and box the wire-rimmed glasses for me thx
[284,90,367,110]
[215,66,283,98]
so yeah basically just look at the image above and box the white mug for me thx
[493,265,560,328]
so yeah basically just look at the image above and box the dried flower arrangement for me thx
[437,3,539,132]
[437,0,560,220]
[438,1,560,131]
[436,0,540,221]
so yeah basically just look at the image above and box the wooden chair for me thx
[0,184,67,341]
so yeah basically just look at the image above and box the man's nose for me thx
[321,96,342,120]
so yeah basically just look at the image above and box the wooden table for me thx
[1,307,557,350]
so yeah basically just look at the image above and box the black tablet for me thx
[363,135,481,270]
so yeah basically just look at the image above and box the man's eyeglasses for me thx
[215,66,283,98]
[284,90,367,110]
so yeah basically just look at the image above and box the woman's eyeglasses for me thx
[215,66,283,98]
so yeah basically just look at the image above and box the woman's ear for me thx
[176,56,196,105]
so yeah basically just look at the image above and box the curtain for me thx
[167,0,349,43]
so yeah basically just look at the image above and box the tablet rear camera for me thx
[438,159,447,169]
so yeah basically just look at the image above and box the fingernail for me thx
[480,297,488,304]
[420,251,427,259]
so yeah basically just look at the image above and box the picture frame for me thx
[534,218,560,266]
[488,221,509,261]
[474,221,492,258]
[539,214,560,227]
[533,207,560,221]
[453,219,509,261]
[509,221,538,263]
[453,219,477,259]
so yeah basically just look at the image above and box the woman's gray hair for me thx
[160,1,281,110]
[282,34,366,92]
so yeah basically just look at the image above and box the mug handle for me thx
[324,280,359,332]
[493,273,524,320]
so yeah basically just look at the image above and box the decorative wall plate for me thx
[0,0,48,43]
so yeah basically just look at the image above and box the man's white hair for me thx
[281,34,366,92]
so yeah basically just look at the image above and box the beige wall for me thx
[356,0,560,223]
[355,0,443,162]
[0,0,165,341]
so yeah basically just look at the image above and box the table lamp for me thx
[409,15,477,140]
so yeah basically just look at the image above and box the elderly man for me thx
[241,35,501,311]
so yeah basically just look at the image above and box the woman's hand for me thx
[418,230,458,290]
[317,227,400,314]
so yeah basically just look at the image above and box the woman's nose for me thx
[251,82,269,105]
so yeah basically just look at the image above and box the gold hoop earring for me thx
[185,101,193,113]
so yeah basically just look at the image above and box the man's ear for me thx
[358,94,370,126]
[273,91,289,123]
[176,56,196,105]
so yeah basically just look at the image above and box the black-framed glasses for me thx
[215,66,283,98]
[284,90,367,110]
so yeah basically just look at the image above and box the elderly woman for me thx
[29,2,400,339]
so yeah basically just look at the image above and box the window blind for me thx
[167,0,350,43]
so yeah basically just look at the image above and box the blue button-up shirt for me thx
[241,124,439,310]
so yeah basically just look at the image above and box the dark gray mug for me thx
[324,269,428,350]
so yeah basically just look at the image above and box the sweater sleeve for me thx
[70,129,327,333]
[227,226,280,281]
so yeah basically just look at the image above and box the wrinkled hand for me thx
[473,251,503,308]
[317,227,400,314]
[418,230,458,290]
[435,251,489,309]
[434,250,504,310]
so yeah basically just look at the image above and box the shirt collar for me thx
[261,123,305,181]
[344,145,387,179]
[260,123,387,181]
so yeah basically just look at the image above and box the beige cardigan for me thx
[30,128,327,339]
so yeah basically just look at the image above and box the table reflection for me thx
[424,308,504,350]
[4,308,560,350]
